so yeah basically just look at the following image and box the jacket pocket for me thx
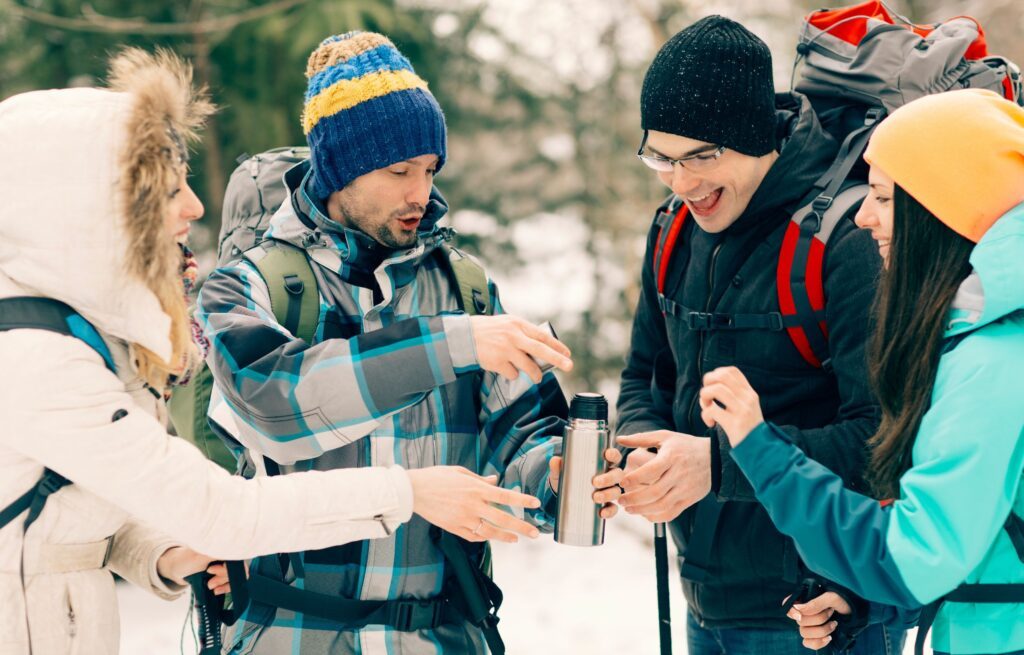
[226,610,273,655]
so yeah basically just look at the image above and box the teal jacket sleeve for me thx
[730,421,919,607]
[730,326,1024,607]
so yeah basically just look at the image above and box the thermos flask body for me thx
[555,393,611,547]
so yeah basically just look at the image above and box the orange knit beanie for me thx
[863,89,1024,243]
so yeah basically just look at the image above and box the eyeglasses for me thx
[636,131,726,174]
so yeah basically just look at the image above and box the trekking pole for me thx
[654,522,672,655]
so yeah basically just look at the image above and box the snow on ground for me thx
[118,512,926,654]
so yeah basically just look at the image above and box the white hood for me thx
[0,88,171,359]
[0,50,213,362]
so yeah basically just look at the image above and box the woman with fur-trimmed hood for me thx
[0,48,537,655]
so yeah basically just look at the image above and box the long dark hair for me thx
[867,185,975,499]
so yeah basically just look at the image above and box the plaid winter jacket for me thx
[197,162,568,654]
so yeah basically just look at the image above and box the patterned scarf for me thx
[168,243,209,393]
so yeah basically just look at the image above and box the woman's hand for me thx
[407,466,542,544]
[784,591,852,651]
[155,546,214,586]
[699,366,764,446]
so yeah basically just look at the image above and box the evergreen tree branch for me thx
[2,0,307,35]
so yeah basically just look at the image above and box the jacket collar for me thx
[723,92,839,237]
[264,160,453,293]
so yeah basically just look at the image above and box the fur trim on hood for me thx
[0,48,212,362]
[109,48,213,297]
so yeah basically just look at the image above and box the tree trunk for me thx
[191,13,226,233]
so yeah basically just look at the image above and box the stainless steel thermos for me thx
[554,392,611,547]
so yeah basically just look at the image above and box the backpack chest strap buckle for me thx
[389,597,448,631]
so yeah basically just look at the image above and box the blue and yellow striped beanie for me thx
[302,32,447,199]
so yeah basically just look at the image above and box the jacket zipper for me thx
[68,607,76,638]
[686,241,722,626]
[689,242,722,427]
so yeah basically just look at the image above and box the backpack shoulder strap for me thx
[0,297,116,372]
[777,183,868,370]
[652,196,688,298]
[0,297,116,532]
[243,240,320,343]
[0,469,71,532]
[437,243,493,316]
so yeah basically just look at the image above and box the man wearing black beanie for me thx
[614,15,906,655]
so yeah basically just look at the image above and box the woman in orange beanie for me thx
[694,89,1024,655]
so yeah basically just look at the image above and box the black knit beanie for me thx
[641,16,776,156]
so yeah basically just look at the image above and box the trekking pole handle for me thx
[185,572,223,655]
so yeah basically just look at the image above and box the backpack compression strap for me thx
[243,240,320,343]
[0,297,117,532]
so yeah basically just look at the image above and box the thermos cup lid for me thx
[569,393,608,421]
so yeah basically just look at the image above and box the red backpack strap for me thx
[652,199,688,301]
[777,184,868,370]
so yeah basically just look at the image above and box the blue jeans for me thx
[687,611,906,655]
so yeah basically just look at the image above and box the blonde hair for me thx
[134,257,201,391]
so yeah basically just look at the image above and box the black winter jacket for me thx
[617,92,883,630]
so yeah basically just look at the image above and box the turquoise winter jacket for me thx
[730,201,1024,655]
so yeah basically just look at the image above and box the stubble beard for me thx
[375,223,418,249]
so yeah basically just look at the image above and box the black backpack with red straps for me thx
[651,0,1022,371]
[651,183,867,371]
[666,5,1023,653]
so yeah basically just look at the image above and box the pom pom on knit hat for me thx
[864,89,1024,243]
[640,15,776,156]
[302,32,447,199]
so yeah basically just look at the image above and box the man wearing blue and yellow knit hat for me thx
[198,31,623,654]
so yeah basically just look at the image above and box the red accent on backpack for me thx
[776,223,824,368]
[807,1,991,63]
[655,203,688,293]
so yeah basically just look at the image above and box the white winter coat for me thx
[0,54,413,655]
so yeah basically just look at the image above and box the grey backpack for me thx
[792,2,1021,182]
[216,147,310,266]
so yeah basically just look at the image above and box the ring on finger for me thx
[471,519,486,536]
